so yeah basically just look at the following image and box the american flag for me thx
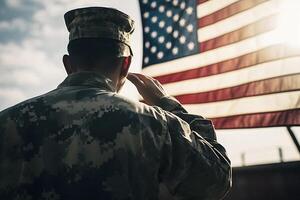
[139,0,300,129]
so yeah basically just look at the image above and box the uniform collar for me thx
[58,71,116,92]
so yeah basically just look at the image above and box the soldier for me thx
[0,7,231,200]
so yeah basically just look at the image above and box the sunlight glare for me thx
[276,0,300,46]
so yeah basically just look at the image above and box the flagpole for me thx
[286,126,300,155]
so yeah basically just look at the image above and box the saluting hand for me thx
[127,73,168,106]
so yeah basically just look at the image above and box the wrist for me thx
[156,96,187,113]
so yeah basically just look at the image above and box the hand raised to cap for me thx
[127,73,168,106]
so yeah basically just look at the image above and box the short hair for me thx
[67,38,129,68]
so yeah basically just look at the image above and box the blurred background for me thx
[0,0,300,198]
[0,0,299,167]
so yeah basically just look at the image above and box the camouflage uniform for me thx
[0,72,231,200]
[0,7,231,200]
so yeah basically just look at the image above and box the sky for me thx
[0,0,143,107]
[0,0,299,167]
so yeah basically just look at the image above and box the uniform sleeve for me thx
[156,97,232,200]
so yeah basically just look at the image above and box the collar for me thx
[57,71,116,92]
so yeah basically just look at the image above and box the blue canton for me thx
[139,0,199,68]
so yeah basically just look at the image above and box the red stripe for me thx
[211,109,300,129]
[154,45,300,84]
[175,74,300,104]
[197,0,209,4]
[199,14,277,52]
[198,0,269,28]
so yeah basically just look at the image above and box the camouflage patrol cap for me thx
[64,7,135,56]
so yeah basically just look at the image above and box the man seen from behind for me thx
[0,7,231,200]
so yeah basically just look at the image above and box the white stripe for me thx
[197,0,279,42]
[143,30,279,77]
[184,91,300,118]
[196,0,240,18]
[163,57,300,95]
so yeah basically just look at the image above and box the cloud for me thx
[0,88,27,110]
[0,70,40,87]
[0,41,55,71]
[0,0,67,110]
[5,0,22,8]
[0,0,142,111]
[0,18,28,31]
[0,39,65,110]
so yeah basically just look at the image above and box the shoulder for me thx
[0,90,170,131]
[111,93,167,117]
[0,89,58,124]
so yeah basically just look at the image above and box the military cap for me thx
[64,7,135,56]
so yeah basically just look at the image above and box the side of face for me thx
[116,56,131,92]
[62,54,74,75]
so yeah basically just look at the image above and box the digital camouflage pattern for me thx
[64,7,135,56]
[0,72,231,200]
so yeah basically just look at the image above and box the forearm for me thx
[156,96,217,141]
[157,97,232,199]
[160,115,231,199]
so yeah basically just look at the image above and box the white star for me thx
[179,18,186,27]
[173,0,179,6]
[173,14,179,22]
[179,36,186,44]
[172,47,179,55]
[151,31,157,38]
[180,2,186,9]
[158,36,165,43]
[166,42,172,49]
[186,7,193,15]
[159,21,165,28]
[144,26,150,33]
[157,51,164,59]
[166,26,173,33]
[145,41,150,48]
[159,5,165,13]
[142,0,148,4]
[143,12,149,19]
[173,30,179,38]
[151,1,157,8]
[151,46,157,53]
[144,57,149,64]
[166,10,173,17]
[187,24,193,32]
[151,16,158,23]
[188,42,195,50]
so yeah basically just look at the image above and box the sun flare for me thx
[276,0,300,46]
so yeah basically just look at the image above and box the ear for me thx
[63,54,73,75]
[120,56,131,78]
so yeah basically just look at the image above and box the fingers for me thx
[127,73,145,92]
[127,72,167,106]
[127,73,164,91]
[130,73,155,84]
[127,73,151,104]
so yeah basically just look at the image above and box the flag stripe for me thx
[198,0,269,28]
[197,0,240,19]
[184,91,300,118]
[155,44,300,84]
[163,56,300,96]
[197,0,209,4]
[212,109,300,129]
[175,73,300,104]
[199,14,277,52]
[143,30,278,77]
[197,0,278,42]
